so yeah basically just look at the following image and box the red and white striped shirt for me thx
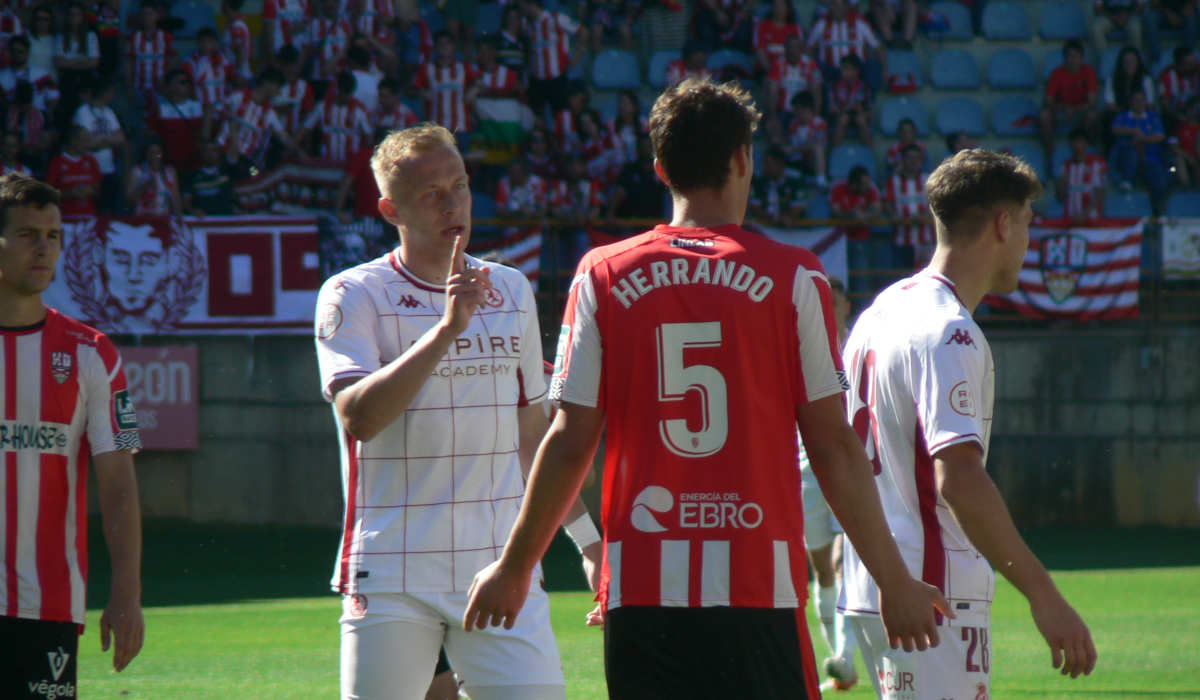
[303,96,372,164]
[769,55,822,113]
[665,60,711,87]
[548,178,605,213]
[1,309,141,625]
[131,164,179,214]
[217,90,285,160]
[753,19,802,67]
[529,10,578,81]
[1158,66,1199,112]
[809,11,879,68]
[475,64,520,97]
[263,0,311,52]
[1058,154,1107,219]
[885,172,932,245]
[496,173,548,214]
[553,109,578,152]
[307,17,353,82]
[274,79,316,134]
[225,13,252,78]
[127,29,175,91]
[374,102,419,131]
[413,60,476,133]
[788,115,828,148]
[886,140,926,172]
[185,50,234,107]
[0,10,22,52]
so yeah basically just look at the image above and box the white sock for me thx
[834,607,858,665]
[815,584,837,657]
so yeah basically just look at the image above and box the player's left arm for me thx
[93,449,145,672]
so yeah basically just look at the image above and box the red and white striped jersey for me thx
[0,9,22,51]
[809,11,879,68]
[580,134,617,182]
[475,64,520,97]
[840,272,994,627]
[413,60,476,133]
[374,102,419,131]
[263,0,311,53]
[1,309,141,626]
[126,29,175,91]
[787,115,828,148]
[553,109,578,152]
[131,164,179,215]
[830,76,870,113]
[0,66,59,116]
[217,90,285,160]
[496,173,548,214]
[529,10,578,81]
[886,139,926,171]
[607,116,647,166]
[185,50,234,107]
[1157,66,1199,112]
[306,16,353,81]
[1058,154,1107,218]
[552,225,846,610]
[548,178,605,214]
[754,19,802,68]
[315,254,546,594]
[665,60,711,87]
[273,78,316,134]
[351,8,393,44]
[225,13,252,78]
[768,56,822,113]
[886,172,933,245]
[302,96,372,164]
[4,106,44,152]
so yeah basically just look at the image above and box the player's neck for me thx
[0,288,47,327]
[397,245,448,286]
[669,191,743,229]
[926,249,988,315]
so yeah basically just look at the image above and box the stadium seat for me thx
[476,2,503,35]
[829,144,877,180]
[879,97,929,136]
[935,97,986,137]
[1039,195,1064,219]
[991,96,1039,136]
[930,49,980,89]
[1051,142,1074,173]
[981,1,1031,40]
[591,49,640,89]
[807,195,832,219]
[1041,48,1065,82]
[421,5,444,33]
[926,2,974,40]
[707,49,754,79]
[472,191,496,219]
[1038,1,1087,40]
[886,50,923,91]
[1166,191,1200,217]
[648,50,675,89]
[1106,190,1153,218]
[592,91,619,122]
[1007,142,1048,181]
[1099,46,1123,82]
[172,0,216,39]
[987,48,1036,90]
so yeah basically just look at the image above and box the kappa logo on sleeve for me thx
[945,328,976,347]
[949,380,977,417]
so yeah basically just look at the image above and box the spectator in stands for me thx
[765,34,822,120]
[829,53,873,147]
[885,142,932,264]
[148,68,204,172]
[945,129,976,155]
[550,152,604,225]
[607,133,667,220]
[753,0,802,72]
[223,0,253,82]
[4,82,50,172]
[87,0,123,80]
[332,125,385,222]
[1158,46,1199,132]
[73,78,125,214]
[0,0,22,50]
[524,126,560,180]
[749,145,807,227]
[1093,0,1145,57]
[666,40,711,87]
[301,71,372,164]
[347,1,399,76]
[0,35,60,122]
[552,80,589,154]
[304,0,353,97]
[577,108,616,182]
[374,77,419,130]
[274,45,317,138]
[521,0,585,117]
[496,157,548,218]
[45,124,103,216]
[442,0,479,59]
[607,89,646,168]
[1110,87,1168,212]
[885,116,924,176]
[586,0,636,52]
[349,32,395,106]
[126,2,176,100]
[26,6,56,77]
[393,0,434,75]
[1146,1,1198,66]
[497,5,527,76]
[184,139,236,215]
[217,67,300,179]
[1170,96,1200,186]
[261,0,310,59]
[126,138,182,215]
[414,31,476,134]
[780,90,828,187]
[1040,40,1099,162]
[691,0,754,51]
[869,0,917,48]
[55,2,101,120]
[1057,127,1108,222]
[830,163,881,239]
[809,0,885,90]
[185,27,234,128]
[0,130,32,176]
[1104,47,1156,117]
[475,34,522,99]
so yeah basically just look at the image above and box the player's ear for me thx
[378,197,400,225]
[652,158,670,188]
[992,206,1010,243]
[732,144,750,179]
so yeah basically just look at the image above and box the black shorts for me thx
[604,606,820,700]
[0,615,79,699]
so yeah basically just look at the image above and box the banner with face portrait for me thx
[43,216,322,335]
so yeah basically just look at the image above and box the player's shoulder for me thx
[319,251,396,296]
[872,273,980,344]
[45,307,122,364]
[469,254,534,296]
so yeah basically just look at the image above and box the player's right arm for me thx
[327,236,491,441]
[935,442,1097,678]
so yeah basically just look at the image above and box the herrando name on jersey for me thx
[611,256,775,309]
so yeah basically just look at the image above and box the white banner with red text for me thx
[1162,218,1200,279]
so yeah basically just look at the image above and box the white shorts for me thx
[851,615,991,700]
[339,588,565,700]
[800,456,843,551]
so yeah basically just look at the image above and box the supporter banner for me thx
[118,345,198,450]
[1162,219,1200,279]
[468,227,542,287]
[986,218,1143,320]
[317,216,394,278]
[754,226,847,287]
[44,216,321,335]
[234,161,345,214]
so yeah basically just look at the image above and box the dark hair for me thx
[478,34,500,50]
[164,68,189,86]
[378,77,400,94]
[765,145,787,162]
[7,35,29,51]
[681,39,706,60]
[615,89,641,129]
[226,0,245,9]
[649,77,760,193]
[566,79,589,99]
[772,0,798,25]
[336,71,357,95]
[13,81,32,105]
[276,43,300,63]
[258,66,285,87]
[197,26,218,41]
[347,45,371,68]
[790,90,815,110]
[839,53,863,71]
[1068,127,1088,142]
[1062,39,1084,59]
[898,117,916,132]
[847,164,870,183]
[828,276,845,295]
[434,30,453,44]
[901,142,922,157]
[1113,46,1147,109]
[1174,46,1193,64]
[926,149,1042,240]
[0,174,61,236]
[944,130,965,153]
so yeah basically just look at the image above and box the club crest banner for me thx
[1162,218,1200,279]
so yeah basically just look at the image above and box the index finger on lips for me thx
[449,234,465,276]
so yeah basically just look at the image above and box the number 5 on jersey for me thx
[656,322,729,458]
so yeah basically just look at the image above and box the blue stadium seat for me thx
[926,2,974,40]
[987,48,1036,90]
[935,97,986,136]
[172,0,216,39]
[1006,142,1048,181]
[886,50,923,91]
[1166,191,1200,217]
[991,96,1039,136]
[1041,47,1065,81]
[648,50,675,89]
[807,195,832,219]
[829,144,877,180]
[592,49,640,89]
[476,2,503,35]
[1099,46,1123,82]
[421,5,444,33]
[592,91,619,122]
[1039,195,1064,219]
[879,97,929,136]
[473,191,496,219]
[981,1,1031,40]
[930,49,980,89]
[1051,142,1074,174]
[707,49,754,79]
[1105,190,1153,218]
[1038,1,1087,40]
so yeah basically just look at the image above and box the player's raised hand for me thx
[442,234,492,335]
[1030,590,1097,678]
[463,559,529,631]
[879,576,955,652]
[99,594,144,672]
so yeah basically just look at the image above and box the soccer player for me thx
[314,123,600,700]
[839,149,1098,698]
[0,174,144,697]
[464,78,950,698]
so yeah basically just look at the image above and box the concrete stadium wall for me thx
[100,328,1200,528]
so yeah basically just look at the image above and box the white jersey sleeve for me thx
[315,274,381,401]
[512,269,548,404]
[916,321,987,455]
[550,268,601,407]
[793,266,849,403]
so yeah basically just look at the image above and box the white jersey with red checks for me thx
[1058,155,1107,218]
[218,90,285,160]
[769,56,822,112]
[1,309,141,626]
[839,272,995,627]
[885,172,933,246]
[127,29,174,91]
[315,252,546,594]
[529,10,578,81]
[414,61,476,133]
[303,96,371,164]
[185,50,234,107]
[810,12,879,68]
[263,0,311,52]
[307,17,353,81]
[225,13,252,78]
[374,102,419,130]
[551,225,847,610]
[274,79,316,134]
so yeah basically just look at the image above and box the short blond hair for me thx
[370,123,459,200]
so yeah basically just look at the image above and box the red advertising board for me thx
[118,346,199,450]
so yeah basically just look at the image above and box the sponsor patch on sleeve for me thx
[317,303,343,339]
[113,390,139,430]
[949,380,977,417]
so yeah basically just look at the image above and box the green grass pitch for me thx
[78,522,1200,698]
